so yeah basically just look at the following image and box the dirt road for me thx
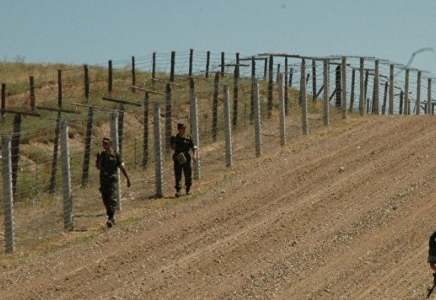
[1,115,436,299]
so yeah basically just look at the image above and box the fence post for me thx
[253,80,262,157]
[359,58,365,116]
[11,114,21,198]
[49,114,61,194]
[165,83,172,153]
[191,96,201,179]
[189,49,193,77]
[58,69,62,108]
[108,60,113,94]
[323,59,330,126]
[212,72,219,142]
[153,102,163,198]
[349,69,356,112]
[81,107,94,187]
[389,64,394,115]
[84,64,89,101]
[416,71,422,115]
[205,51,210,78]
[233,53,239,127]
[142,92,150,169]
[278,73,286,146]
[60,120,73,231]
[118,104,125,154]
[152,52,156,82]
[404,68,409,115]
[1,83,5,122]
[29,76,35,111]
[221,52,225,78]
[170,51,175,82]
[428,78,432,115]
[312,59,317,102]
[110,113,122,210]
[268,55,274,118]
[2,135,15,254]
[341,57,347,119]
[223,85,233,168]
[373,60,380,115]
[301,59,308,135]
[131,56,136,92]
[284,57,289,115]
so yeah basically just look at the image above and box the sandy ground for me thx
[1,115,436,299]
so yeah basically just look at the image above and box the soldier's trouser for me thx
[173,155,192,192]
[100,182,117,219]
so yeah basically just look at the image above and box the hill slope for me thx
[1,115,436,299]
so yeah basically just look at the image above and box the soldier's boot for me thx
[175,190,182,198]
[186,186,191,195]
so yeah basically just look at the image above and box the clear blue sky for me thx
[2,0,436,74]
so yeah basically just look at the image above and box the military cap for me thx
[177,123,187,129]
[102,137,112,143]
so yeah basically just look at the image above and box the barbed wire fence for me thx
[1,49,435,254]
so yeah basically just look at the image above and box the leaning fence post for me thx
[404,69,409,115]
[253,80,262,157]
[81,107,94,187]
[153,102,163,198]
[2,135,15,253]
[341,57,347,119]
[223,85,233,168]
[323,59,330,126]
[373,60,380,115]
[278,73,286,146]
[301,59,308,135]
[110,113,122,210]
[428,78,432,115]
[60,120,73,231]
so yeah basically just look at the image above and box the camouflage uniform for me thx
[171,133,196,195]
[97,150,123,222]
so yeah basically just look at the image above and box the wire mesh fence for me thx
[1,50,435,254]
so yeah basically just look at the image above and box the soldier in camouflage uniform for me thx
[96,137,131,227]
[171,123,197,197]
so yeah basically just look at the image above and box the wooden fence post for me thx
[205,51,210,78]
[110,113,122,210]
[153,102,163,198]
[428,78,432,115]
[301,59,308,135]
[268,55,273,118]
[165,83,172,153]
[142,92,150,169]
[131,56,136,93]
[416,71,422,115]
[323,59,330,126]
[29,76,35,111]
[11,114,21,198]
[335,65,341,108]
[1,83,5,122]
[60,120,73,231]
[108,60,113,94]
[404,68,409,115]
[253,80,262,157]
[349,69,356,112]
[189,49,193,77]
[278,73,286,146]
[359,58,365,116]
[389,64,394,115]
[2,135,15,253]
[223,85,233,168]
[341,57,347,119]
[84,64,89,101]
[373,60,380,115]
[212,72,219,142]
[312,59,317,102]
[58,69,62,108]
[81,107,94,187]
[233,52,239,127]
[284,57,289,115]
[170,51,175,82]
[48,114,61,194]
[221,52,225,78]
[191,96,200,180]
[118,104,125,154]
[152,52,156,82]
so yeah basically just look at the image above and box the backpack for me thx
[429,231,436,263]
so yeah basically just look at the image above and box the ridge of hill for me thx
[1,114,436,299]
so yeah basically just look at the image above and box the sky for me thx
[1,0,436,74]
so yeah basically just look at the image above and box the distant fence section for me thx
[1,50,436,253]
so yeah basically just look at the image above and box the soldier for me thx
[171,123,197,197]
[96,137,130,227]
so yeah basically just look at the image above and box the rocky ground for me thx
[1,115,436,299]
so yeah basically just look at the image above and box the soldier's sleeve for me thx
[116,152,124,168]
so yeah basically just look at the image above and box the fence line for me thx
[2,50,436,253]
